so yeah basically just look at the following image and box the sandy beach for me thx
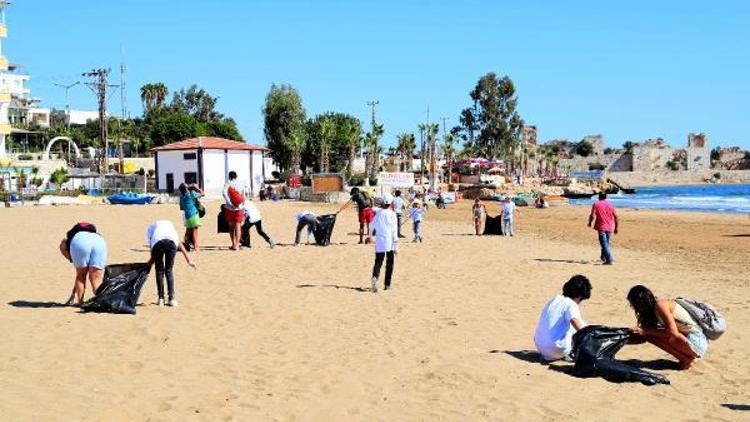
[1,200,748,421]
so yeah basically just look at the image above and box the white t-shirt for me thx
[369,207,398,253]
[502,201,516,220]
[409,207,425,222]
[393,196,405,215]
[146,220,180,249]
[533,295,584,361]
[242,201,262,223]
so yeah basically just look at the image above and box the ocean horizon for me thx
[569,184,750,214]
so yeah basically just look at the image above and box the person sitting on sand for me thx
[294,210,319,246]
[535,194,549,209]
[626,285,707,370]
[472,198,486,236]
[59,222,107,306]
[146,220,195,307]
[533,275,592,361]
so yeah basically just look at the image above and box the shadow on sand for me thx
[721,404,750,411]
[534,258,592,265]
[724,234,750,238]
[297,284,371,293]
[8,300,69,309]
[496,350,570,374]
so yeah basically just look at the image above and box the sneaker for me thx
[412,238,418,243]
[269,239,276,249]
[384,285,391,291]
[168,299,179,307]
[371,276,378,293]
[157,298,165,307]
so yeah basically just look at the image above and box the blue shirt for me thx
[180,191,200,218]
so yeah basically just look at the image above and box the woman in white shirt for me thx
[368,195,399,292]
[240,201,276,248]
[533,275,592,361]
[147,220,195,307]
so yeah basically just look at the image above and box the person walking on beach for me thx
[339,187,374,244]
[146,220,195,307]
[626,285,707,369]
[223,171,246,251]
[179,183,204,252]
[59,222,107,306]
[393,190,407,238]
[407,200,425,243]
[533,275,591,361]
[588,192,618,265]
[294,210,319,246]
[369,194,399,292]
[501,197,517,236]
[240,200,276,248]
[472,198,486,235]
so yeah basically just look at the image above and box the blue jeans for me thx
[502,219,514,236]
[598,231,613,263]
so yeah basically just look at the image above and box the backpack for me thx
[675,297,726,340]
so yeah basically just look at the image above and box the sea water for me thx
[569,184,750,214]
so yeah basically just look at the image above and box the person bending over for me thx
[340,187,374,244]
[147,220,195,307]
[627,285,707,369]
[294,210,319,246]
[533,275,592,361]
[59,222,107,306]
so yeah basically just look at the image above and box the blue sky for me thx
[8,1,750,149]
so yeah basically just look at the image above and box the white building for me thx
[0,3,49,156]
[67,110,100,125]
[153,137,267,197]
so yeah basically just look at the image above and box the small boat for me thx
[107,192,155,205]
[562,192,597,199]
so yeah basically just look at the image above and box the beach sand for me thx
[1,200,748,421]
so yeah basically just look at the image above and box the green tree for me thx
[458,73,524,161]
[203,119,242,140]
[287,126,307,174]
[338,116,362,179]
[262,84,306,173]
[49,168,69,188]
[140,82,168,116]
[149,112,206,147]
[365,123,384,177]
[396,132,416,172]
[171,85,224,122]
[576,140,594,157]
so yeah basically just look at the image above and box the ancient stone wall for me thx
[608,169,750,187]
[687,133,710,171]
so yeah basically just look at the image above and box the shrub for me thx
[49,168,70,187]
[349,173,367,186]
[17,154,34,161]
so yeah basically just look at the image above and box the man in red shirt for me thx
[588,192,619,265]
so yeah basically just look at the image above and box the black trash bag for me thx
[240,220,252,247]
[217,204,230,234]
[313,214,337,246]
[483,215,504,236]
[571,325,670,386]
[80,263,151,315]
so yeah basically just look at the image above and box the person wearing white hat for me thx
[368,194,399,292]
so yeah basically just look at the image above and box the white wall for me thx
[227,150,251,195]
[202,150,226,195]
[251,151,265,195]
[156,149,199,191]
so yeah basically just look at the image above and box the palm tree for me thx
[396,132,416,172]
[365,123,384,177]
[318,118,335,173]
[286,126,306,175]
[140,83,169,116]
[443,133,456,184]
[340,119,361,179]
[421,123,440,189]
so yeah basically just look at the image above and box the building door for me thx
[166,173,174,193]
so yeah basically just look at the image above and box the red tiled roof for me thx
[152,137,267,152]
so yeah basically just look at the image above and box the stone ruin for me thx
[687,133,710,171]
[523,125,538,149]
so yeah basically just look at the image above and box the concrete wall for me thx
[155,150,199,191]
[202,150,225,194]
[608,170,750,187]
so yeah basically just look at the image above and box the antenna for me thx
[120,45,127,120]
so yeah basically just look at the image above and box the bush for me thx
[368,176,378,186]
[349,173,367,186]
[576,140,595,157]
[49,168,70,187]
[666,160,680,171]
[301,174,312,187]
[17,154,34,161]
[713,172,721,180]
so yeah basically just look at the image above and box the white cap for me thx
[382,194,394,205]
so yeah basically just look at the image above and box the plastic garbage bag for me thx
[313,214,337,246]
[571,325,670,386]
[483,215,503,235]
[81,263,150,315]
[217,205,230,234]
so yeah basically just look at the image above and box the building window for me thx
[184,172,198,185]
[183,152,197,160]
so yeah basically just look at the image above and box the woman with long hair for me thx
[627,285,708,369]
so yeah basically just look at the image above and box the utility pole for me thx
[118,46,128,168]
[83,68,118,174]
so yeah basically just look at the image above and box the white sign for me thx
[377,172,414,187]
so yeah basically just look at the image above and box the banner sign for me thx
[377,172,414,187]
